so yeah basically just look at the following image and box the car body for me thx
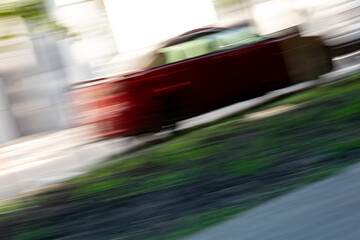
[70,27,333,139]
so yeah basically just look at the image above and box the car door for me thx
[225,41,290,98]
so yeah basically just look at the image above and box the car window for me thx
[202,28,266,50]
[147,39,213,68]
[147,27,267,69]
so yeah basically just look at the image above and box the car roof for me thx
[162,27,228,48]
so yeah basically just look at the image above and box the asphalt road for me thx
[186,162,360,240]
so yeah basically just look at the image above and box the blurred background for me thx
[0,0,358,144]
[1,1,360,239]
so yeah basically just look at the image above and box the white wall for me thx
[103,0,218,53]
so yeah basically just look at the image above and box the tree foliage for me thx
[0,0,68,36]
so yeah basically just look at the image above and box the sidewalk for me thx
[0,129,150,200]
[186,162,360,240]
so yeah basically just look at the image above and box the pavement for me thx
[186,162,360,240]
[0,51,359,201]
[0,129,171,200]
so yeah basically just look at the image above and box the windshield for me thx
[146,27,266,69]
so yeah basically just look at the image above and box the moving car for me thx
[70,26,333,138]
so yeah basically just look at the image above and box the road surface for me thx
[186,161,360,240]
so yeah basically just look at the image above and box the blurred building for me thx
[0,0,117,143]
[0,0,357,144]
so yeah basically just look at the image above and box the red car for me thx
[70,27,333,139]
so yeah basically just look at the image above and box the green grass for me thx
[147,202,261,240]
[0,199,37,216]
[225,155,275,175]
[303,163,351,183]
[14,226,53,240]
